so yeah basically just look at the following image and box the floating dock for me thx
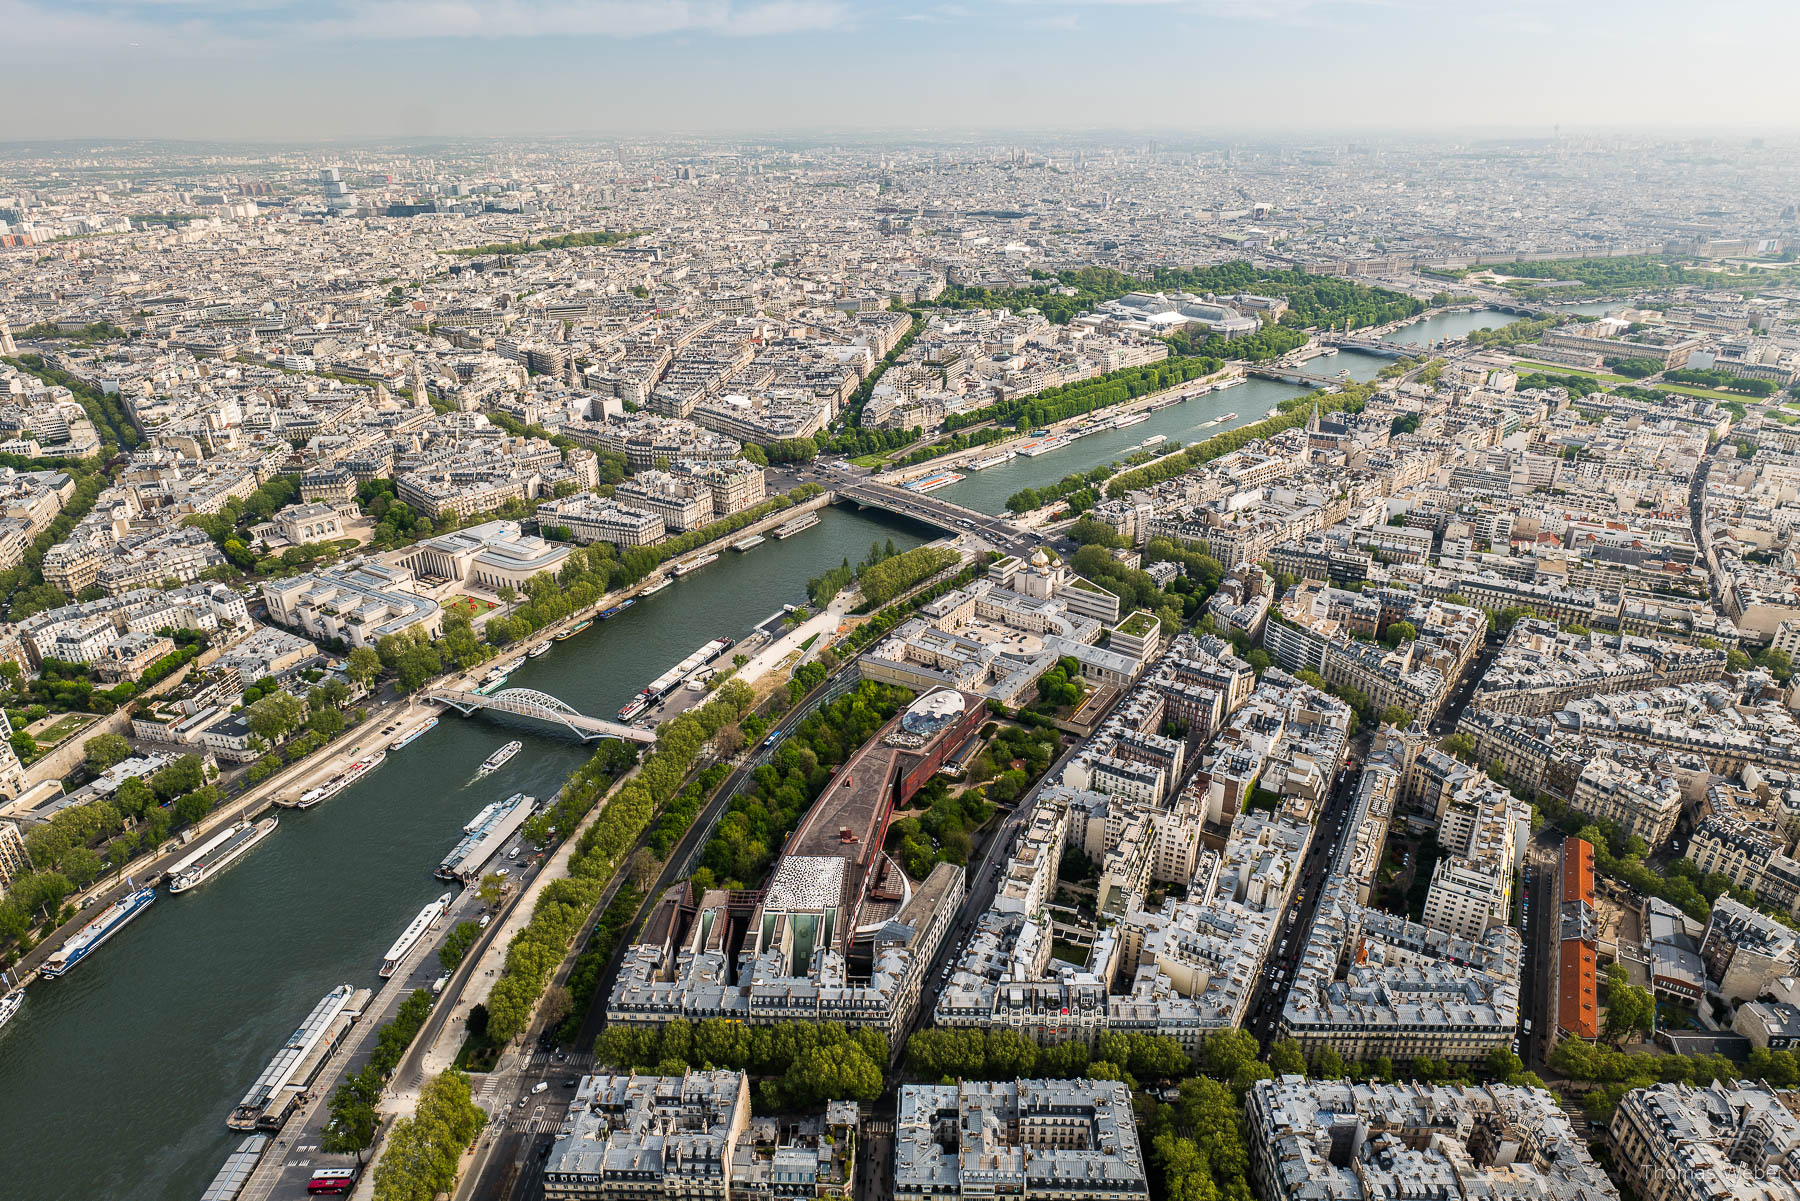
[199,1134,268,1201]
[436,793,535,883]
[227,985,367,1132]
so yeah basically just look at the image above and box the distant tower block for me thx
[0,318,14,356]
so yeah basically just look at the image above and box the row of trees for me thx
[693,681,911,891]
[0,752,214,950]
[555,879,647,1044]
[1534,798,1756,923]
[322,987,437,1159]
[593,1019,889,1111]
[1465,314,1575,350]
[907,1026,1202,1087]
[483,679,755,1043]
[807,538,904,607]
[944,356,1222,436]
[477,490,819,651]
[1664,366,1780,396]
[1106,384,1373,498]
[1549,1036,1746,1122]
[936,264,1424,332]
[1485,254,1716,290]
[855,544,961,608]
[369,1068,486,1201]
[447,229,640,256]
[7,353,141,453]
[0,467,109,619]
[841,556,994,655]
[1006,462,1116,515]
[17,321,129,344]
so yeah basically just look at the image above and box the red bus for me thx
[308,1167,358,1195]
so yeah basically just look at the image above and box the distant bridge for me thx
[1247,365,1349,390]
[425,687,658,744]
[832,480,1039,555]
[1321,334,1411,358]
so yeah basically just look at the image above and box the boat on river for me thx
[475,740,522,780]
[40,887,156,978]
[168,817,279,894]
[391,716,438,751]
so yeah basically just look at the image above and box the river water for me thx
[0,504,930,1201]
[933,375,1312,514]
[1378,300,1626,353]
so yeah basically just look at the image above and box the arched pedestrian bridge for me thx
[425,686,658,744]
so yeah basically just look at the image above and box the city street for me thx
[1245,737,1368,1047]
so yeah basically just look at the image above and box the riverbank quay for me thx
[879,363,1239,486]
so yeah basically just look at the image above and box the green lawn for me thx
[1655,382,1766,403]
[34,713,95,746]
[448,594,498,616]
[1509,360,1629,383]
[850,451,897,468]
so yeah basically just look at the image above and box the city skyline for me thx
[7,0,1800,139]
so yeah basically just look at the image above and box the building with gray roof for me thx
[894,1080,1147,1201]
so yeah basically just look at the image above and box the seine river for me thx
[0,505,930,1201]
[0,298,1617,1197]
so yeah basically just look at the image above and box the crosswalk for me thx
[513,1113,565,1134]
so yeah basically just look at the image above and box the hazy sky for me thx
[7,0,1800,141]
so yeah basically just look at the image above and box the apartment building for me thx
[1248,1078,1616,1201]
[536,494,667,547]
[894,1080,1147,1201]
[1611,1083,1800,1201]
[543,1071,751,1201]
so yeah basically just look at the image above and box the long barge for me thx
[226,985,366,1132]
[40,887,156,978]
[168,817,279,894]
[905,470,965,493]
[436,793,535,883]
[390,716,438,751]
[0,988,21,1032]
[1014,435,1070,457]
[772,513,819,539]
[629,637,735,712]
[278,751,386,810]
[381,893,452,977]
